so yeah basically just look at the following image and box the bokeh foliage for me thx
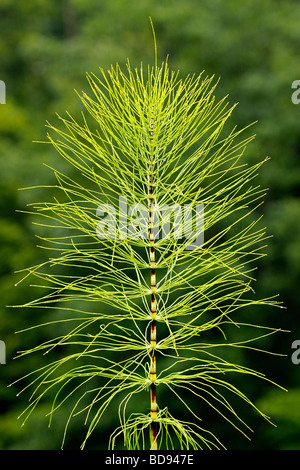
[0,0,299,449]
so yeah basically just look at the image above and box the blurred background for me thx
[0,0,300,450]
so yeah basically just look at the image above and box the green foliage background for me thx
[0,0,299,450]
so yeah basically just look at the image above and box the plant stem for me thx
[149,106,158,450]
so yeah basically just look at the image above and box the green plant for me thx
[11,38,285,450]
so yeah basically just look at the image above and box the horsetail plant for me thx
[11,44,285,450]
